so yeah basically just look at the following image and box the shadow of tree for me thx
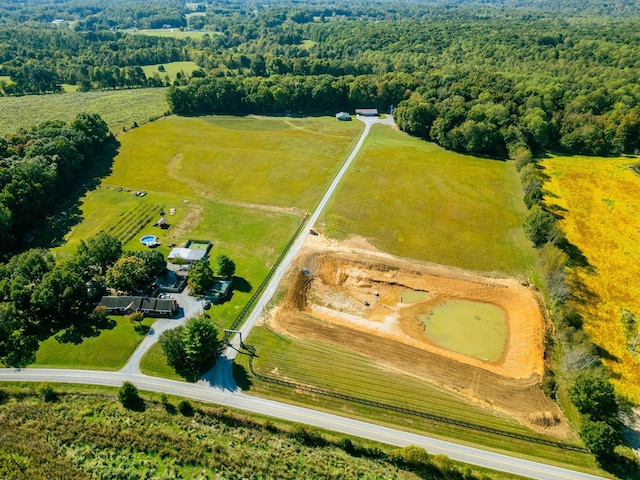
[232,276,253,293]
[601,453,640,479]
[232,362,253,391]
[55,315,116,345]
[557,237,593,269]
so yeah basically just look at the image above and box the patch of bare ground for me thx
[269,235,573,438]
[166,203,203,241]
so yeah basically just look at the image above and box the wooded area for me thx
[2,0,640,157]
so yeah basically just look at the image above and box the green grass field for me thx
[141,61,202,83]
[42,115,362,372]
[0,88,168,136]
[33,316,153,370]
[320,125,538,277]
[106,115,363,210]
[139,342,183,380]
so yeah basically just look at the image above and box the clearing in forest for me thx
[542,155,640,402]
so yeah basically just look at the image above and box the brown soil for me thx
[268,234,573,438]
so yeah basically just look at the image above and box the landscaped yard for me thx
[320,124,538,277]
[34,316,154,370]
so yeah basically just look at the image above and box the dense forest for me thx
[2,0,640,158]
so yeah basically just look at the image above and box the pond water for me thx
[417,299,507,361]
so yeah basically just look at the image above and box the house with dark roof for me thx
[99,296,178,317]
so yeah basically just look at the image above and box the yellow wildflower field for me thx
[543,156,640,402]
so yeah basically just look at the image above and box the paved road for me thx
[0,368,605,480]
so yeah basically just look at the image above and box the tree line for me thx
[3,1,640,157]
[515,153,627,466]
[0,114,113,256]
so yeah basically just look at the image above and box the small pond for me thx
[418,299,507,362]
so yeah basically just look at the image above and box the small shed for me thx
[336,112,351,121]
[355,108,379,116]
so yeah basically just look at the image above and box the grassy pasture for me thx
[106,115,363,211]
[237,325,599,472]
[33,316,153,370]
[0,88,168,136]
[542,155,640,402]
[320,125,538,277]
[141,61,201,83]
[43,115,363,370]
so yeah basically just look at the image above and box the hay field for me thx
[0,88,168,136]
[542,155,640,402]
[320,125,537,277]
[106,115,363,211]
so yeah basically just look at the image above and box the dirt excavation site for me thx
[268,236,571,437]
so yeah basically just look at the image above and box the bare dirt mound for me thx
[270,237,571,437]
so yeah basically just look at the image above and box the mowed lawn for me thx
[0,88,169,136]
[106,115,363,211]
[542,156,640,402]
[34,316,154,370]
[320,125,537,276]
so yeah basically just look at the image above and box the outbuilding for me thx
[355,108,379,116]
[336,112,351,121]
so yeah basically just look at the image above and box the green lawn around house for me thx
[34,316,154,370]
[139,342,183,380]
